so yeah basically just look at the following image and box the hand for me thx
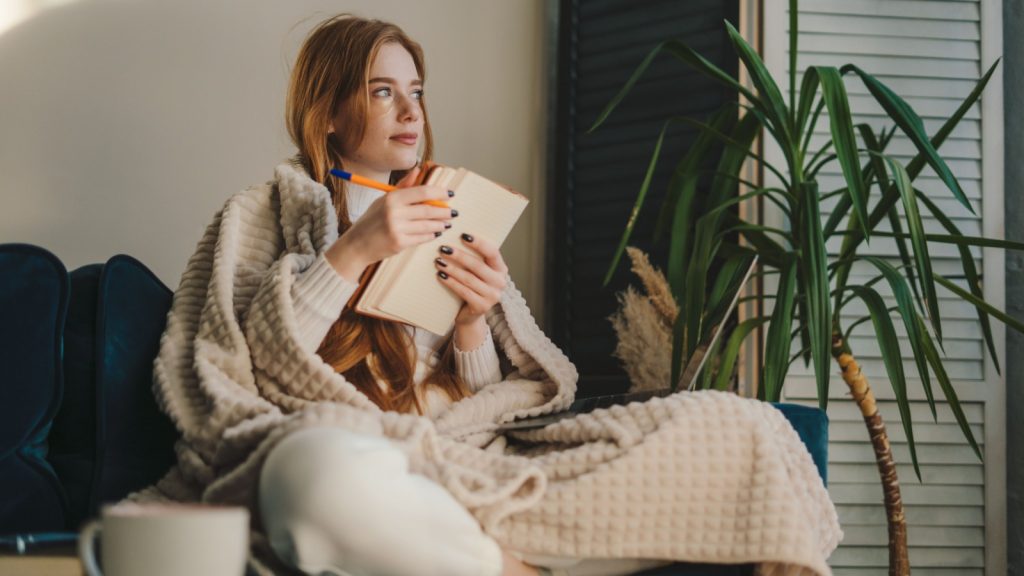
[328,166,456,278]
[433,232,509,327]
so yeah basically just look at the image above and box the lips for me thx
[390,133,418,145]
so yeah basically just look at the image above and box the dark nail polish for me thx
[438,270,449,279]
[444,222,452,229]
[448,190,455,197]
[434,231,442,238]
[435,257,448,267]
[440,245,453,255]
[461,233,474,243]
[451,209,459,218]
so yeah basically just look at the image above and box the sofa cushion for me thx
[48,263,104,529]
[47,254,179,526]
[0,244,69,532]
[91,255,178,507]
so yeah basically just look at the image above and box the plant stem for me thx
[831,331,910,576]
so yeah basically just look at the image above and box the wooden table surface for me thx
[0,554,83,576]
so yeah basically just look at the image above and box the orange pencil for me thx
[329,168,449,209]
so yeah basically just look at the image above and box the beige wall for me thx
[0,0,549,323]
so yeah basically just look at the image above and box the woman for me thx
[255,13,556,576]
[142,12,839,576]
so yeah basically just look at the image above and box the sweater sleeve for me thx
[290,252,359,353]
[453,327,503,392]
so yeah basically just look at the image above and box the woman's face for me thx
[334,42,424,182]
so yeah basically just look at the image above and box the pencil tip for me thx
[329,168,351,180]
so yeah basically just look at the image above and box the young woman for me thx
[256,13,561,576]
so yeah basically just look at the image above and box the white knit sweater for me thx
[291,180,503,418]
[134,156,842,575]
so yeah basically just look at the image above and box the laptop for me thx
[496,255,758,432]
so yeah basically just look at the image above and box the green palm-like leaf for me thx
[798,182,832,407]
[862,256,938,421]
[764,258,797,402]
[846,285,921,479]
[842,60,998,259]
[935,275,1024,334]
[823,116,892,238]
[682,215,721,362]
[882,155,942,343]
[723,212,789,268]
[723,20,793,148]
[714,316,769,391]
[831,61,999,327]
[707,113,764,211]
[917,313,984,462]
[600,115,691,287]
[823,193,854,240]
[857,124,925,312]
[667,113,789,187]
[843,64,972,213]
[830,230,1024,252]
[788,0,799,119]
[807,67,870,236]
[587,39,764,135]
[658,110,734,290]
[916,190,1002,374]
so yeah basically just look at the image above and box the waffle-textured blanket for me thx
[134,157,841,575]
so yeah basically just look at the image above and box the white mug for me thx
[78,502,249,576]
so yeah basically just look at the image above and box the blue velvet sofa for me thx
[0,243,828,575]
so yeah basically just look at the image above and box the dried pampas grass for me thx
[607,247,679,392]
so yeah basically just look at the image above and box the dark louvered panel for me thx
[549,0,739,397]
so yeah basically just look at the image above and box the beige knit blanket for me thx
[134,157,841,575]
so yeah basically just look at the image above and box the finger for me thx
[396,184,454,206]
[403,203,457,222]
[399,219,450,237]
[436,269,489,312]
[445,247,504,288]
[436,254,499,302]
[394,165,421,188]
[458,234,509,275]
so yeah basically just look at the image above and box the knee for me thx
[258,427,407,572]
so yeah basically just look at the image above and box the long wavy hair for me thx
[285,14,469,414]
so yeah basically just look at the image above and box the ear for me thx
[327,123,335,135]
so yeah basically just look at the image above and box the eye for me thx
[372,86,392,98]
[412,89,424,101]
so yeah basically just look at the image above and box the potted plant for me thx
[587,1,1024,574]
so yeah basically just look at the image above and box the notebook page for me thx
[355,167,462,317]
[375,167,466,303]
[378,170,529,335]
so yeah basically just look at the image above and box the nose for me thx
[397,93,421,123]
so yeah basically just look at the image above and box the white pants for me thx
[258,427,671,576]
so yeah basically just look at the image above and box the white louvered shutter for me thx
[761,1,1005,574]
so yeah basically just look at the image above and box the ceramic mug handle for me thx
[78,520,104,576]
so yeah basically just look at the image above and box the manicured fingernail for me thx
[444,222,452,229]
[461,233,474,243]
[438,270,449,279]
[451,209,459,217]
[434,231,442,238]
[448,190,455,197]
[435,257,448,267]
[439,245,453,255]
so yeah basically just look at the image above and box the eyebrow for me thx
[368,77,423,87]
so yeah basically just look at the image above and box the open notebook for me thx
[496,254,758,432]
[346,164,529,336]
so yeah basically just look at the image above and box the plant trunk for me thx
[831,331,910,575]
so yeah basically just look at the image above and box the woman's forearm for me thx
[454,314,488,351]
[324,233,370,283]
